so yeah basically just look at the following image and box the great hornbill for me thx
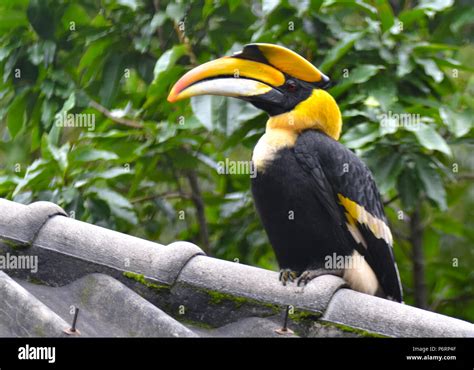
[168,43,403,302]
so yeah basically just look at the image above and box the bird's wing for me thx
[294,130,403,302]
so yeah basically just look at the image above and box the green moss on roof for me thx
[176,316,215,330]
[206,290,248,307]
[33,326,45,337]
[319,320,388,338]
[80,277,94,305]
[202,288,281,314]
[123,271,170,293]
[1,238,28,250]
[27,276,45,285]
[289,309,322,322]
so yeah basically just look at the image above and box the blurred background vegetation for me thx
[0,0,473,321]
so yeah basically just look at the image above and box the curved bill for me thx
[171,78,277,101]
[167,56,286,103]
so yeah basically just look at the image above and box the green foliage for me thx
[0,0,473,321]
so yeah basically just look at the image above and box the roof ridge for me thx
[1,198,473,337]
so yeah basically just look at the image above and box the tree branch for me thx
[384,194,399,207]
[131,191,192,203]
[153,0,165,48]
[89,100,143,128]
[457,173,474,181]
[186,170,210,254]
[173,20,198,66]
[410,206,428,309]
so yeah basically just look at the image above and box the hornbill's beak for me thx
[167,43,330,107]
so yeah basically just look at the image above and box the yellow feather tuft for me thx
[338,194,393,245]
[266,89,342,140]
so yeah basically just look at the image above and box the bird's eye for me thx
[286,80,297,92]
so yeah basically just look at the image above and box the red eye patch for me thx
[286,80,297,92]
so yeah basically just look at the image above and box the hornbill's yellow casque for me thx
[168,44,403,302]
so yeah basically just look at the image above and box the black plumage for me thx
[251,130,403,302]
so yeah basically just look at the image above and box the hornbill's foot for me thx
[297,268,344,287]
[279,269,299,286]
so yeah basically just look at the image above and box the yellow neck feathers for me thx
[266,89,342,140]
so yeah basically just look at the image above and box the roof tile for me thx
[1,198,474,337]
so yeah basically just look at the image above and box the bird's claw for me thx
[279,269,299,286]
[296,270,316,286]
[296,268,343,286]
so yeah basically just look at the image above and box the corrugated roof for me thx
[1,199,473,337]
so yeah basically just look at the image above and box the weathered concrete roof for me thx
[1,198,473,337]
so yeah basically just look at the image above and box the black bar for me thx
[0,337,472,368]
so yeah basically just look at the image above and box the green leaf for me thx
[353,0,378,17]
[415,58,444,82]
[12,159,52,198]
[310,0,324,12]
[399,9,426,27]
[50,93,76,134]
[27,0,55,39]
[439,107,472,138]
[372,152,404,193]
[3,47,20,83]
[378,110,403,136]
[100,54,124,107]
[262,0,281,16]
[330,64,383,98]
[153,45,187,81]
[41,99,58,130]
[405,123,452,156]
[0,40,20,62]
[7,93,27,139]
[28,40,56,66]
[320,32,364,72]
[61,92,76,113]
[413,42,457,52]
[341,123,380,149]
[166,3,186,21]
[433,57,474,72]
[95,167,132,179]
[450,7,474,33]
[413,155,447,210]
[227,0,241,12]
[79,38,113,72]
[0,175,20,193]
[48,122,62,147]
[50,143,70,175]
[348,65,384,84]
[396,168,420,210]
[365,75,397,110]
[374,0,395,33]
[72,167,133,188]
[146,66,183,102]
[42,136,69,175]
[88,187,137,224]
[72,149,119,162]
[417,0,454,13]
[117,0,138,10]
[61,3,90,28]
[431,217,465,237]
[30,125,41,151]
[289,0,310,16]
[0,0,29,8]
[0,8,28,30]
[191,95,261,135]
